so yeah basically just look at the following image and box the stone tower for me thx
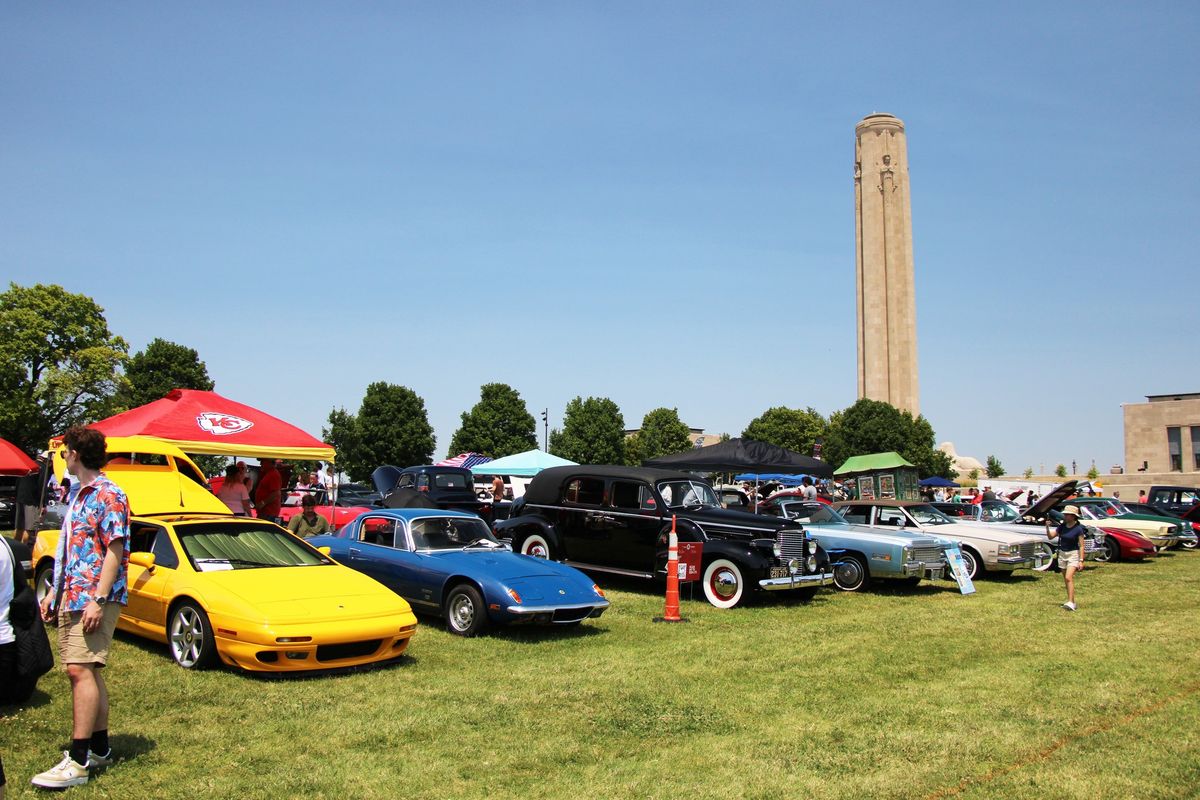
[854,112,919,415]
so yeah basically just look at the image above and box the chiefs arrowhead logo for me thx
[196,412,254,436]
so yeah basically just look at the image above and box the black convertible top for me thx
[522,465,706,506]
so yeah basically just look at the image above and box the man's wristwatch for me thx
[93,595,108,607]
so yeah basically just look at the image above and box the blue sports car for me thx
[308,508,610,636]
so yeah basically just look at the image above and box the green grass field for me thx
[3,550,1198,799]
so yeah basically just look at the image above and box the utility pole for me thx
[541,408,548,452]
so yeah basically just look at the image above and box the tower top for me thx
[856,113,905,134]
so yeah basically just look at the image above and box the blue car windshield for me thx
[410,517,499,550]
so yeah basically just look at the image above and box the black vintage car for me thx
[372,465,495,520]
[494,466,833,608]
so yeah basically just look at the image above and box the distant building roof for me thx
[1146,393,1200,402]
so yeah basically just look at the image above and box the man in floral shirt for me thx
[33,426,129,790]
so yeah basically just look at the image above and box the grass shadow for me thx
[0,686,53,714]
[411,609,607,644]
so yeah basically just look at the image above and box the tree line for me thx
[2,282,959,483]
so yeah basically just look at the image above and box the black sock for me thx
[69,739,89,766]
[89,729,109,755]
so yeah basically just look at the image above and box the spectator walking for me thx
[1137,489,1147,504]
[33,426,129,789]
[254,458,283,524]
[15,458,44,545]
[1046,504,1087,611]
[216,465,253,516]
[799,477,818,501]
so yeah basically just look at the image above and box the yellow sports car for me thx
[33,437,417,672]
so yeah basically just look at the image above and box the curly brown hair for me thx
[62,426,107,470]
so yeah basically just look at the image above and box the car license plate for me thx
[769,566,790,579]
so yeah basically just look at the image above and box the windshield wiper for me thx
[464,538,501,549]
[193,557,277,568]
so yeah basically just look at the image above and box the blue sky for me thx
[3,3,1197,474]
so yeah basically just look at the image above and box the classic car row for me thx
[27,437,1195,676]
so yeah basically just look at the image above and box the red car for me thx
[1092,524,1158,562]
[278,488,373,531]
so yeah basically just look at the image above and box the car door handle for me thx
[349,547,362,556]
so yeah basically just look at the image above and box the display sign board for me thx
[944,544,976,595]
[677,541,703,582]
[858,476,875,499]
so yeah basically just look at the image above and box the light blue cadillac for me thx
[760,498,951,592]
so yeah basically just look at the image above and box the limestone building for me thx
[854,113,919,415]
[1123,393,1200,476]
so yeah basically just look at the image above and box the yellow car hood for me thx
[202,566,412,624]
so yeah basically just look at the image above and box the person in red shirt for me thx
[254,458,283,523]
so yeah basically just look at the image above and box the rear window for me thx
[564,478,604,506]
[434,473,471,489]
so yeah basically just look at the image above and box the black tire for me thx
[444,584,489,637]
[168,602,217,670]
[1182,536,1197,551]
[958,548,982,581]
[1098,537,1121,563]
[34,562,54,606]
[833,554,870,592]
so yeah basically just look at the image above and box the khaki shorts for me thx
[57,604,122,669]
[1059,550,1082,571]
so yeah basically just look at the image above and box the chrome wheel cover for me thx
[834,559,865,591]
[711,567,739,599]
[170,607,205,668]
[448,593,476,632]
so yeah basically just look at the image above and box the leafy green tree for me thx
[0,283,128,452]
[1055,464,1068,478]
[629,407,692,465]
[821,398,954,479]
[120,337,214,409]
[354,382,435,475]
[448,383,537,458]
[1087,465,1099,481]
[968,468,980,481]
[322,406,366,482]
[985,455,1005,479]
[549,396,625,464]
[1023,467,1034,479]
[742,406,828,455]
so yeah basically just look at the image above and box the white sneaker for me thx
[87,749,114,768]
[1062,601,1077,611]
[31,752,90,789]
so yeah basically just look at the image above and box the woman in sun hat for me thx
[1047,505,1088,611]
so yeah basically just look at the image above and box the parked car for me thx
[1058,501,1186,550]
[1064,497,1196,549]
[310,508,609,636]
[32,437,418,672]
[935,482,1106,570]
[373,465,497,520]
[759,498,950,591]
[831,500,1052,580]
[1146,486,1200,517]
[495,466,833,608]
[278,487,373,531]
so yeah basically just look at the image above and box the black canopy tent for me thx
[642,438,833,478]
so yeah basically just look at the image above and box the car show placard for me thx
[677,541,703,582]
[944,544,976,594]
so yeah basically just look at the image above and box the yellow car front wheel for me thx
[169,602,217,670]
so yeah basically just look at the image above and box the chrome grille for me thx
[1018,542,1037,560]
[777,529,807,561]
[911,545,944,565]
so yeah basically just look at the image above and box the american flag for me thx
[436,452,493,469]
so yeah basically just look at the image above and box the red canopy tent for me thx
[0,437,37,475]
[87,389,335,462]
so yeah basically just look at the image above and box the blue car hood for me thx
[425,548,585,582]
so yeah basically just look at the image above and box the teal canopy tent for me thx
[469,449,577,477]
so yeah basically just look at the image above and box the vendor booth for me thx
[834,452,921,501]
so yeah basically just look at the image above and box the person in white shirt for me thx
[216,465,253,516]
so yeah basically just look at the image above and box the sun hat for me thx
[1062,505,1081,517]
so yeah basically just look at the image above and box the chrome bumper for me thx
[902,560,945,579]
[758,571,834,591]
[994,554,1049,571]
[505,599,610,617]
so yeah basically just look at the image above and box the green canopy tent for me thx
[834,452,921,501]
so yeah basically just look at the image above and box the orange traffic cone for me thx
[654,515,687,623]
